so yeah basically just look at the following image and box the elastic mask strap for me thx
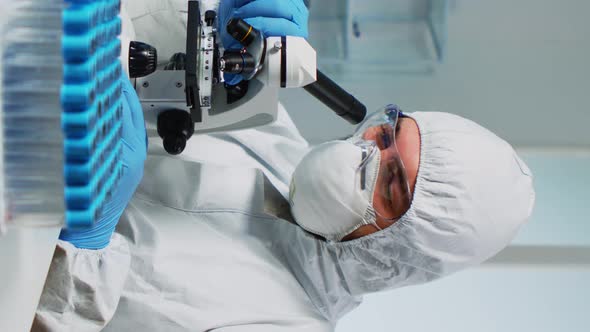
[330,206,380,242]
[363,205,381,230]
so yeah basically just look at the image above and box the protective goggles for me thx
[349,104,412,222]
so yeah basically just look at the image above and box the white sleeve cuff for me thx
[33,233,131,332]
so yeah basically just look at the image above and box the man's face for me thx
[342,117,421,241]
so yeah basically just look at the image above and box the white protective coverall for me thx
[34,106,344,331]
[33,1,535,331]
[34,1,349,330]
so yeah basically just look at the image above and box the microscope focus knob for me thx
[129,41,158,78]
[157,110,195,155]
[205,10,216,27]
[163,135,187,155]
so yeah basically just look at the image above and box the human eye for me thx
[377,158,411,220]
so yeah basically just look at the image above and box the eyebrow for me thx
[395,118,403,138]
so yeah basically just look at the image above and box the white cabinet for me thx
[308,0,449,75]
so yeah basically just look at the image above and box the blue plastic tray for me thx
[61,0,123,228]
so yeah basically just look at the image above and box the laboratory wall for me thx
[281,0,590,148]
[281,1,590,331]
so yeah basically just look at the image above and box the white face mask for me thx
[289,140,382,242]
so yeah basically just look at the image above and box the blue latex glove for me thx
[219,0,309,85]
[59,71,147,249]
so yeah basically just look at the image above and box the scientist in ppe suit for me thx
[33,0,535,331]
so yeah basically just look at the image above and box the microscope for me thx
[127,0,367,155]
